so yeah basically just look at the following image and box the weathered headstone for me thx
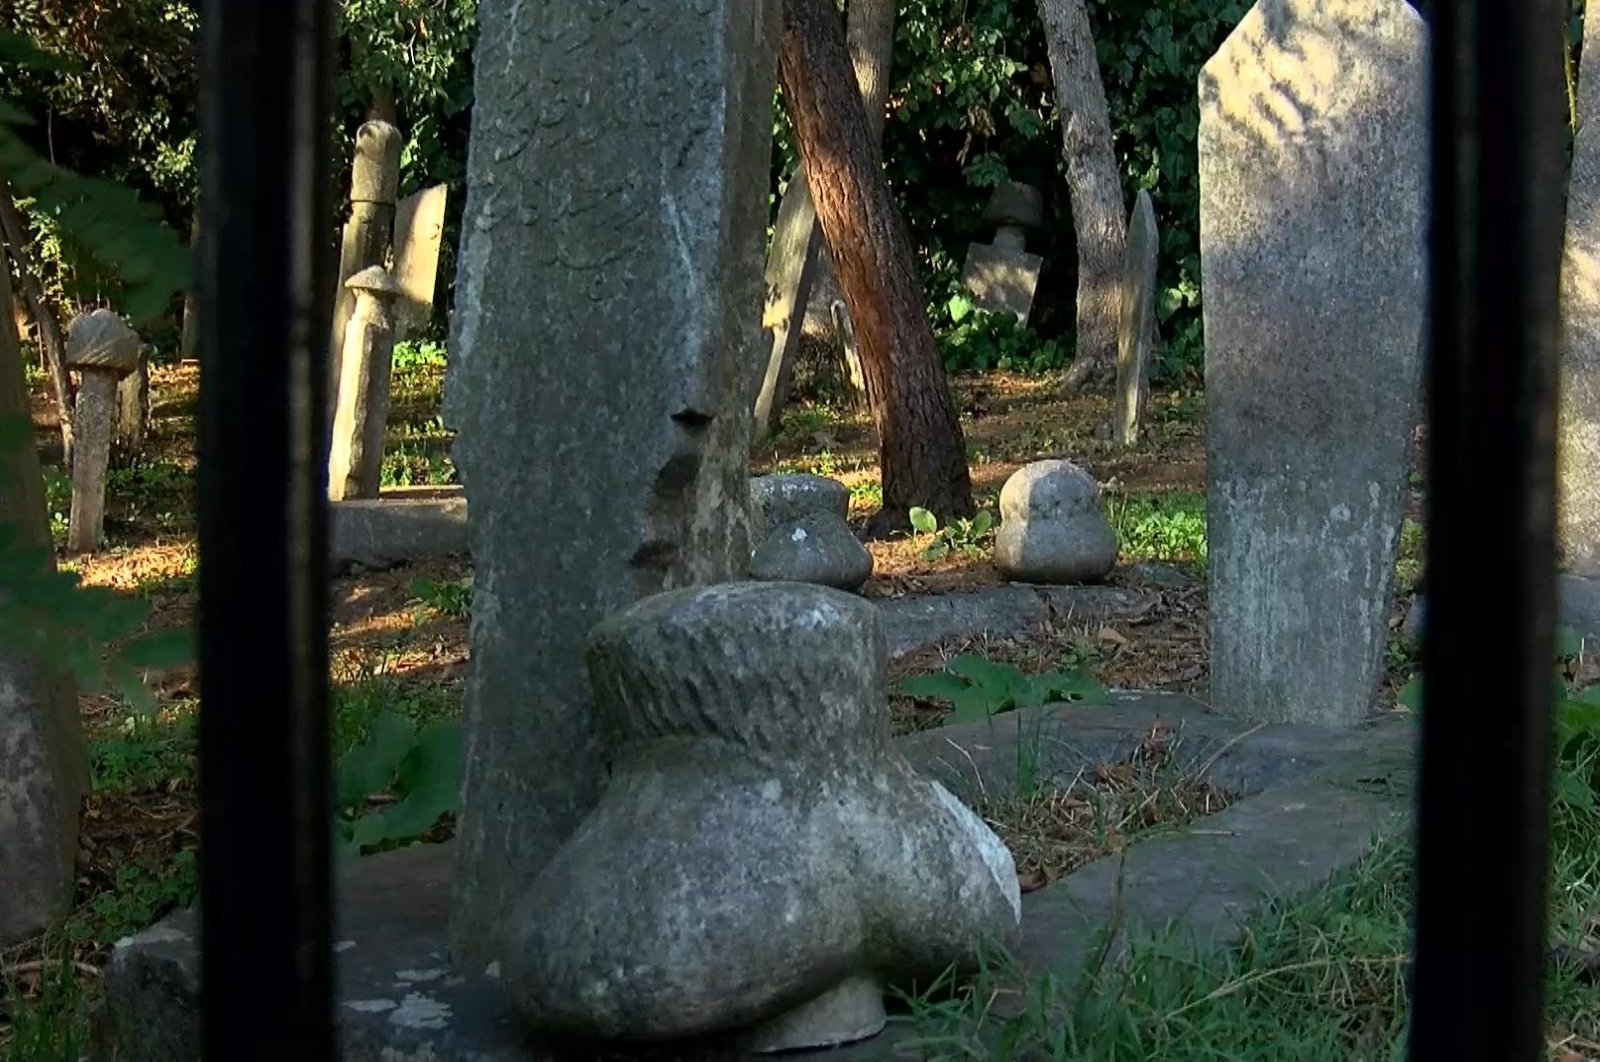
[444,0,782,968]
[328,121,401,426]
[64,309,143,553]
[0,263,86,947]
[1199,0,1427,727]
[747,473,872,591]
[114,358,149,453]
[506,583,1021,1050]
[1560,0,1600,574]
[959,181,1045,325]
[392,183,449,341]
[752,177,823,440]
[327,266,400,501]
[1115,189,1158,447]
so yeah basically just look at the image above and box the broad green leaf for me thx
[969,510,994,536]
[1553,769,1596,810]
[920,539,950,561]
[336,713,416,809]
[897,672,972,702]
[909,507,938,534]
[1397,675,1423,714]
[947,688,995,725]
[945,654,1019,696]
[120,628,196,670]
[948,294,973,323]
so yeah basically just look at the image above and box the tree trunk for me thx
[0,185,74,465]
[179,205,200,361]
[780,0,974,535]
[803,0,897,340]
[1037,0,1124,393]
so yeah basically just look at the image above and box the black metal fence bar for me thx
[1412,1,1566,1058]
[196,0,336,1058]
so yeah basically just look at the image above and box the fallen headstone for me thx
[1199,0,1428,727]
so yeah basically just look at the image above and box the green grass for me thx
[1105,489,1208,564]
[899,814,1600,1059]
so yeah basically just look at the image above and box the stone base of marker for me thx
[91,691,1413,1062]
[748,473,872,591]
[504,584,1021,1050]
[994,461,1118,584]
[330,485,468,570]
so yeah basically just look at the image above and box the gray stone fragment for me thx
[994,460,1118,584]
[875,584,1155,659]
[504,583,1021,1050]
[1561,2,1600,575]
[960,242,1044,326]
[64,309,142,374]
[1199,0,1427,727]
[329,486,468,570]
[1400,594,1425,652]
[1115,190,1157,447]
[443,1,781,967]
[750,514,873,591]
[749,472,851,542]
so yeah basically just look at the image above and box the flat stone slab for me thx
[331,485,468,569]
[873,584,1156,660]
[92,692,1412,1061]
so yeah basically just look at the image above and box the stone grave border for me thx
[94,688,1412,1060]
[330,484,467,570]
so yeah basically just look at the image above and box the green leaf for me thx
[969,510,994,536]
[1397,675,1424,713]
[1553,769,1596,810]
[945,654,1018,696]
[948,294,973,323]
[897,672,972,701]
[947,688,996,725]
[909,507,938,534]
[1035,670,1110,705]
[119,628,195,671]
[336,713,416,809]
[920,539,950,561]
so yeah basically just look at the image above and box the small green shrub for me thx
[391,339,448,371]
[1105,490,1207,562]
[408,575,472,620]
[898,654,1108,726]
[334,712,461,856]
[936,297,1068,375]
[909,506,995,560]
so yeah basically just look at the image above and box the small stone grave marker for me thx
[392,183,449,341]
[1115,189,1158,447]
[959,181,1045,325]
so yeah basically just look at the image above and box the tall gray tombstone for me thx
[328,121,401,427]
[444,1,781,967]
[1199,0,1427,727]
[1114,189,1158,447]
[0,263,86,947]
[1560,4,1600,574]
[752,177,823,441]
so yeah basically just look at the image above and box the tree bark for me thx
[179,205,200,361]
[780,0,974,534]
[1037,0,1124,393]
[0,185,74,464]
[803,0,897,340]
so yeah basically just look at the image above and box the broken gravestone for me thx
[444,0,782,968]
[1115,189,1158,447]
[0,266,86,947]
[506,583,1020,1051]
[960,181,1045,325]
[1199,0,1427,727]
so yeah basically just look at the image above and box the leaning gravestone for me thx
[1560,1,1600,575]
[444,0,782,968]
[1199,0,1427,727]
[392,183,449,341]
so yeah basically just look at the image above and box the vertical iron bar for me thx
[1412,1,1565,1058]
[197,0,335,1058]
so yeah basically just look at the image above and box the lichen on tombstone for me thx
[505,582,1021,1052]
